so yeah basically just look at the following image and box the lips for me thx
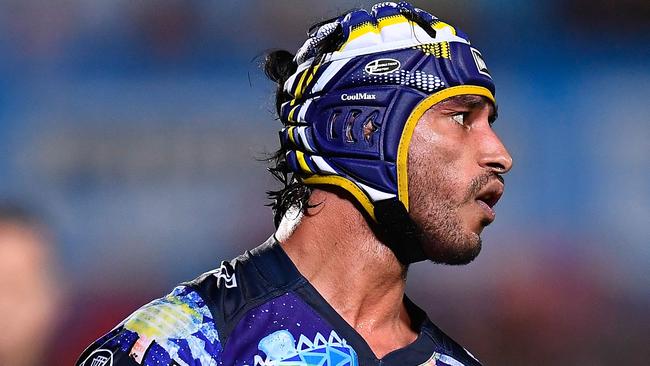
[474,181,504,222]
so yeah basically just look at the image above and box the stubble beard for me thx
[408,162,484,265]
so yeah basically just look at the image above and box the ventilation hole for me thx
[328,111,340,140]
[363,111,380,144]
[345,110,361,143]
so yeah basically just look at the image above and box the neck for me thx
[276,188,416,357]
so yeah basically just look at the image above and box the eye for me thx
[451,113,468,127]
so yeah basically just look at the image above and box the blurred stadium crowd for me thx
[0,0,648,365]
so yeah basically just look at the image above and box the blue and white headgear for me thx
[278,2,496,263]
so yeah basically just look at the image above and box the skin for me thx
[0,223,61,366]
[277,94,512,358]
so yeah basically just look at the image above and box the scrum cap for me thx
[278,2,495,263]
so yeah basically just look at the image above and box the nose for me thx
[477,128,513,174]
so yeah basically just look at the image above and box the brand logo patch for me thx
[341,93,376,101]
[471,48,491,77]
[81,349,113,366]
[364,58,400,75]
[212,261,237,288]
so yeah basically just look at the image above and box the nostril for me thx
[482,151,513,174]
[486,161,506,173]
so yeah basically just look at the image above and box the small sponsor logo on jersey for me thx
[212,261,237,288]
[341,93,377,101]
[81,349,113,366]
[471,48,491,77]
[364,58,400,75]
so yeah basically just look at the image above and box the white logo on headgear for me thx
[471,48,491,78]
[341,93,377,101]
[81,349,113,366]
[364,58,401,75]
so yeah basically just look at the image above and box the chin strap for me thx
[374,198,427,265]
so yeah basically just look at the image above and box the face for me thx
[407,94,513,265]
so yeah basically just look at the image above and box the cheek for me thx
[408,129,465,196]
[410,123,463,166]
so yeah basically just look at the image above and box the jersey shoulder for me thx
[186,240,302,344]
[77,238,294,366]
[75,285,221,366]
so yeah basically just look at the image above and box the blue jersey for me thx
[76,238,482,366]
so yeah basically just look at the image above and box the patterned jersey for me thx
[76,237,482,366]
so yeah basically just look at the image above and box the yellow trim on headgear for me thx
[431,20,457,35]
[287,126,296,144]
[302,175,377,221]
[292,69,310,98]
[345,22,380,46]
[288,106,300,122]
[340,16,414,51]
[378,15,410,30]
[303,64,320,94]
[295,151,313,174]
[293,64,321,100]
[395,85,495,210]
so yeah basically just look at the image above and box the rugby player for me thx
[77,2,512,365]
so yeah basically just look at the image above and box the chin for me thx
[419,229,483,266]
[409,200,485,265]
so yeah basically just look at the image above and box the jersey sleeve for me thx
[75,285,222,366]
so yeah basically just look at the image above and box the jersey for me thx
[76,237,482,366]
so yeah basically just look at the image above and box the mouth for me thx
[474,182,504,224]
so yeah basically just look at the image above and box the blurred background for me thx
[0,0,648,365]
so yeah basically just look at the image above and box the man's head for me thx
[265,2,511,265]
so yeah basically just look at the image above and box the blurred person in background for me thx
[0,201,63,366]
[76,2,510,365]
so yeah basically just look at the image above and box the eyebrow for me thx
[434,94,499,123]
